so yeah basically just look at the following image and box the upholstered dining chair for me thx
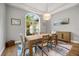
[20,34,28,56]
[16,33,35,56]
[17,33,29,56]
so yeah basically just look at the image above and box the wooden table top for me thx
[26,33,51,41]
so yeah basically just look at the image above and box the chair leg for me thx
[50,42,53,49]
[41,49,48,56]
[54,43,56,47]
[47,43,49,52]
[47,46,49,52]
[38,46,48,56]
[42,49,43,56]
[35,46,37,53]
[47,47,49,52]
[22,48,25,56]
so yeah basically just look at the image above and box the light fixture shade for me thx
[43,13,51,20]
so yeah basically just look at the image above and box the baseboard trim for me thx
[71,40,79,43]
[0,47,5,56]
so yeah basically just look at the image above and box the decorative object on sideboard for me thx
[11,18,21,25]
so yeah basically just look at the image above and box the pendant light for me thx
[43,3,51,20]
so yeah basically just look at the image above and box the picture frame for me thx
[11,18,21,25]
[60,18,69,24]
[53,17,70,25]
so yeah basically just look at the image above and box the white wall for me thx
[0,4,6,55]
[51,4,79,42]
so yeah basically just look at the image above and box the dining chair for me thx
[49,34,58,48]
[50,34,70,55]
[36,35,50,56]
[19,34,29,56]
[17,34,36,56]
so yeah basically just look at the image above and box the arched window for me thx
[25,13,40,36]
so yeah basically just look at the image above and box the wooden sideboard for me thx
[56,31,71,43]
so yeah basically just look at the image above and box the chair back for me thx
[50,34,57,41]
[42,35,50,43]
[19,33,27,48]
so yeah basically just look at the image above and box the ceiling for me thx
[7,3,78,15]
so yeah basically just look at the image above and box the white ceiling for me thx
[25,3,65,12]
[7,3,78,15]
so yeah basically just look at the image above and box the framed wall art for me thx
[11,18,21,25]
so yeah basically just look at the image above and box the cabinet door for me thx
[63,32,71,42]
[56,32,63,40]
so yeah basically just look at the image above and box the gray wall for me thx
[0,4,47,55]
[6,5,46,41]
[6,5,27,41]
[0,4,6,55]
[6,4,79,42]
[2,3,79,55]
[51,4,79,42]
[40,15,50,33]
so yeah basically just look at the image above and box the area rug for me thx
[17,42,72,56]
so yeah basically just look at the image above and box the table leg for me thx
[55,35,58,47]
[23,48,26,56]
[29,41,33,56]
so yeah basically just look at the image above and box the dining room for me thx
[1,3,79,56]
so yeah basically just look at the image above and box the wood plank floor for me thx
[67,43,79,56]
[1,43,79,56]
[2,45,17,56]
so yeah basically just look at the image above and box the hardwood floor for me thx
[2,45,17,56]
[1,43,79,56]
[67,43,79,56]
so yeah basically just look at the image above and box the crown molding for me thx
[50,3,78,15]
[7,3,78,15]
[7,3,43,15]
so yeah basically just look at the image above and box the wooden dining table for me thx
[25,33,57,56]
